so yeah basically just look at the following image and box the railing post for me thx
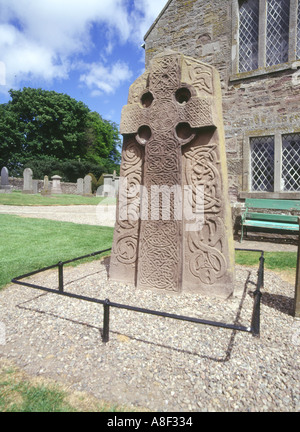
[58,262,64,293]
[251,253,264,337]
[251,289,262,337]
[103,299,110,343]
[260,253,264,290]
[294,225,300,318]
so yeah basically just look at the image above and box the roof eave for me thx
[143,0,174,41]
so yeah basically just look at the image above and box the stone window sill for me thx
[230,61,300,82]
[239,192,300,200]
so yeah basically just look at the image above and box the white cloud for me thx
[0,0,167,93]
[80,60,133,95]
[0,62,6,86]
[130,0,168,41]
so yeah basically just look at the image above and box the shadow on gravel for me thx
[261,292,294,316]
[15,270,253,364]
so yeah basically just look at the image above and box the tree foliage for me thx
[22,156,106,183]
[0,87,121,181]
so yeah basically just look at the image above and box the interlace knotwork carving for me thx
[110,53,234,296]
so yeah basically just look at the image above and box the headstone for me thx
[96,185,103,197]
[23,168,34,194]
[77,178,84,195]
[33,180,38,194]
[0,167,11,192]
[109,52,235,298]
[114,177,119,196]
[51,175,62,194]
[96,174,119,197]
[103,174,114,197]
[83,174,92,196]
[1,167,9,186]
[41,175,51,196]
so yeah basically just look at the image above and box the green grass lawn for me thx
[0,214,114,289]
[235,249,297,271]
[236,249,297,284]
[0,212,297,289]
[0,190,116,206]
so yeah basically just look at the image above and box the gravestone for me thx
[96,173,120,197]
[103,174,114,197]
[83,175,92,196]
[77,178,84,195]
[113,170,120,196]
[33,180,38,194]
[51,175,62,194]
[109,52,235,298]
[41,175,51,196]
[111,171,120,196]
[0,167,11,192]
[23,168,34,194]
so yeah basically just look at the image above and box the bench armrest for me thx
[241,207,248,223]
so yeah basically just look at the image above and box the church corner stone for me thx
[109,52,235,298]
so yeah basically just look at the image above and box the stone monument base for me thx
[41,190,51,196]
[0,185,12,193]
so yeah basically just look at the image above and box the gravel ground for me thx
[1,258,300,412]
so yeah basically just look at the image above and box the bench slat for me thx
[246,212,299,223]
[243,220,299,230]
[245,198,300,211]
[240,198,300,242]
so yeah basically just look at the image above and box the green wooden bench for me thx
[240,198,300,242]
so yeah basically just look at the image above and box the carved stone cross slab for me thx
[109,52,235,298]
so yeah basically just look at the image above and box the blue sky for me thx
[0,0,167,126]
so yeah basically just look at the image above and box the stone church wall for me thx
[144,0,300,214]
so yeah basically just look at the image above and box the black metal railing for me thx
[11,248,264,343]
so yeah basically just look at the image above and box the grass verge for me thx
[235,249,297,269]
[1,214,297,289]
[0,191,116,206]
[0,358,140,412]
[0,214,114,289]
[235,249,297,284]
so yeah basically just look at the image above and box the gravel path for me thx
[0,204,116,227]
[0,205,299,411]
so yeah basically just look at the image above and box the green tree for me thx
[85,111,121,167]
[7,87,90,160]
[22,157,106,183]
[0,87,121,177]
[0,103,25,171]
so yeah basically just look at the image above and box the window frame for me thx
[241,129,300,199]
[250,134,275,192]
[231,0,300,81]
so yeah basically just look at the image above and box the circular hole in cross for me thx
[137,125,152,145]
[175,87,191,104]
[176,122,193,140]
[141,91,154,108]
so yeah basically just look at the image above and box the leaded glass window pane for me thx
[297,2,300,58]
[239,0,259,72]
[282,133,300,191]
[251,136,275,191]
[266,0,290,67]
